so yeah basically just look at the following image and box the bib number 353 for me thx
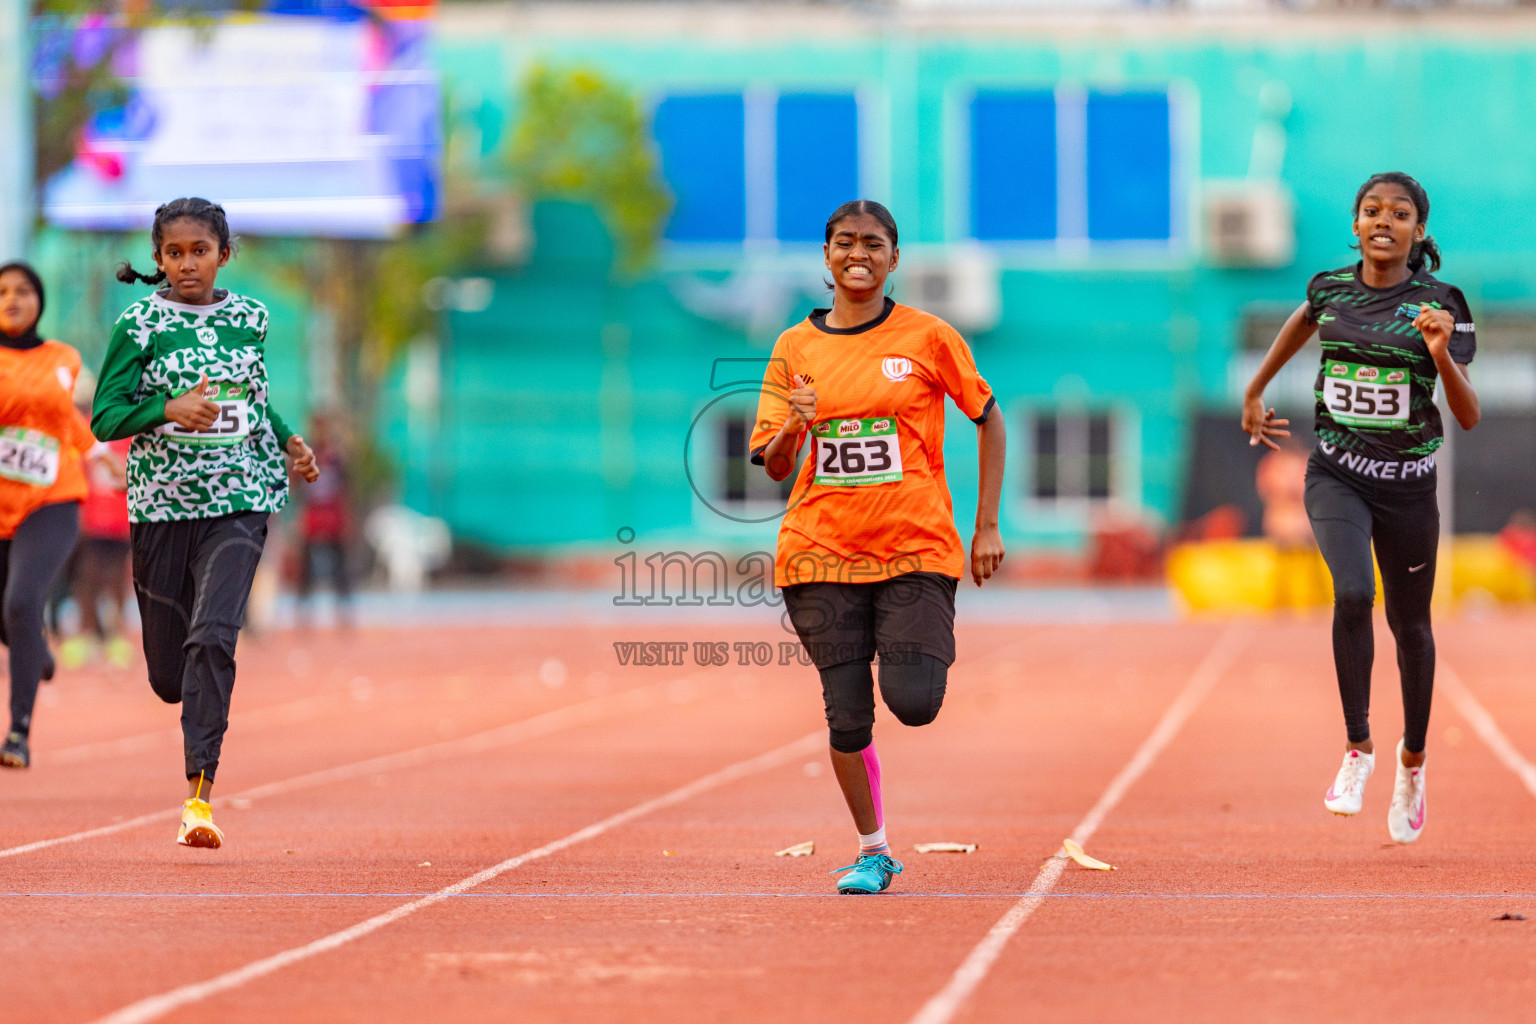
[159,381,252,447]
[1323,361,1410,429]
[812,417,903,486]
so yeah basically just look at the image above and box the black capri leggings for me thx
[782,572,957,753]
[1,501,80,737]
[1304,453,1439,753]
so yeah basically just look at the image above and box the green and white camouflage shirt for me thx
[91,289,295,523]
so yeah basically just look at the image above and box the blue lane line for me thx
[2,892,1534,900]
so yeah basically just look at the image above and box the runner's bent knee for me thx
[878,651,948,728]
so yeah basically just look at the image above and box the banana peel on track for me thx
[1060,838,1116,871]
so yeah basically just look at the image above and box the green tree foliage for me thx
[507,64,672,272]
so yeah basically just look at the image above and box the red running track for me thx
[2,613,1534,1023]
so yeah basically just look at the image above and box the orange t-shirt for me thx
[0,340,94,538]
[750,300,995,587]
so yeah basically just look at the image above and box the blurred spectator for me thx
[1498,510,1536,570]
[61,437,134,669]
[1256,441,1325,609]
[294,412,354,627]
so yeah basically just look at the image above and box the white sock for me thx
[858,825,888,854]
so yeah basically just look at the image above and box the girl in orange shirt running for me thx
[0,261,95,768]
[751,201,1007,894]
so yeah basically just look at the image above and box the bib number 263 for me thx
[812,417,903,486]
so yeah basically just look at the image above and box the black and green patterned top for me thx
[1306,262,1476,463]
[91,289,295,523]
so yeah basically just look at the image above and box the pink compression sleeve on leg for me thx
[861,743,884,831]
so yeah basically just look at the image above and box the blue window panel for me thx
[654,94,746,242]
[776,93,859,242]
[969,91,1056,241]
[1086,92,1171,242]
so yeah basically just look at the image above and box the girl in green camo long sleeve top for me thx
[91,197,318,851]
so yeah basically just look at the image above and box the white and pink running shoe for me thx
[1388,739,1427,843]
[1323,748,1375,816]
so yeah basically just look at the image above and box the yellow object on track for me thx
[1062,838,1115,871]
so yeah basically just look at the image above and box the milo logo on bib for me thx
[1386,370,1407,384]
[1329,363,1349,377]
[814,416,904,487]
[1354,366,1380,381]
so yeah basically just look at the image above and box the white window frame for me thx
[945,79,1200,265]
[1015,404,1142,522]
[648,83,884,261]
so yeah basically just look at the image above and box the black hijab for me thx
[0,261,46,350]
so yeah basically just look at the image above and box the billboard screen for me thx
[39,3,439,238]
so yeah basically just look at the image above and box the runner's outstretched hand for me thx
[164,373,219,432]
[286,434,320,483]
[970,523,1005,587]
[1241,392,1290,451]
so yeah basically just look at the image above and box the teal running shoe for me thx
[831,852,903,894]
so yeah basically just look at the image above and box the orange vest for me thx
[0,340,94,538]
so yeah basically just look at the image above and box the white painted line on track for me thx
[0,677,706,860]
[88,730,824,1024]
[906,622,1250,1024]
[1442,663,1536,799]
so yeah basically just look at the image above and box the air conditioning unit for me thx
[895,244,1002,335]
[1203,181,1295,268]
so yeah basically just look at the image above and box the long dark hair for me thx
[115,197,235,286]
[1352,172,1441,273]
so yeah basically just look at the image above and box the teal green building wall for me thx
[400,24,1536,555]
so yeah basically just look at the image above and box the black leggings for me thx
[132,511,268,781]
[1304,455,1439,753]
[821,653,949,754]
[0,501,80,736]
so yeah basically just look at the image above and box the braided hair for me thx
[1352,172,1441,273]
[115,197,235,286]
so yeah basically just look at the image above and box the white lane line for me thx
[1441,663,1536,799]
[906,622,1249,1024]
[89,730,824,1024]
[0,678,706,860]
